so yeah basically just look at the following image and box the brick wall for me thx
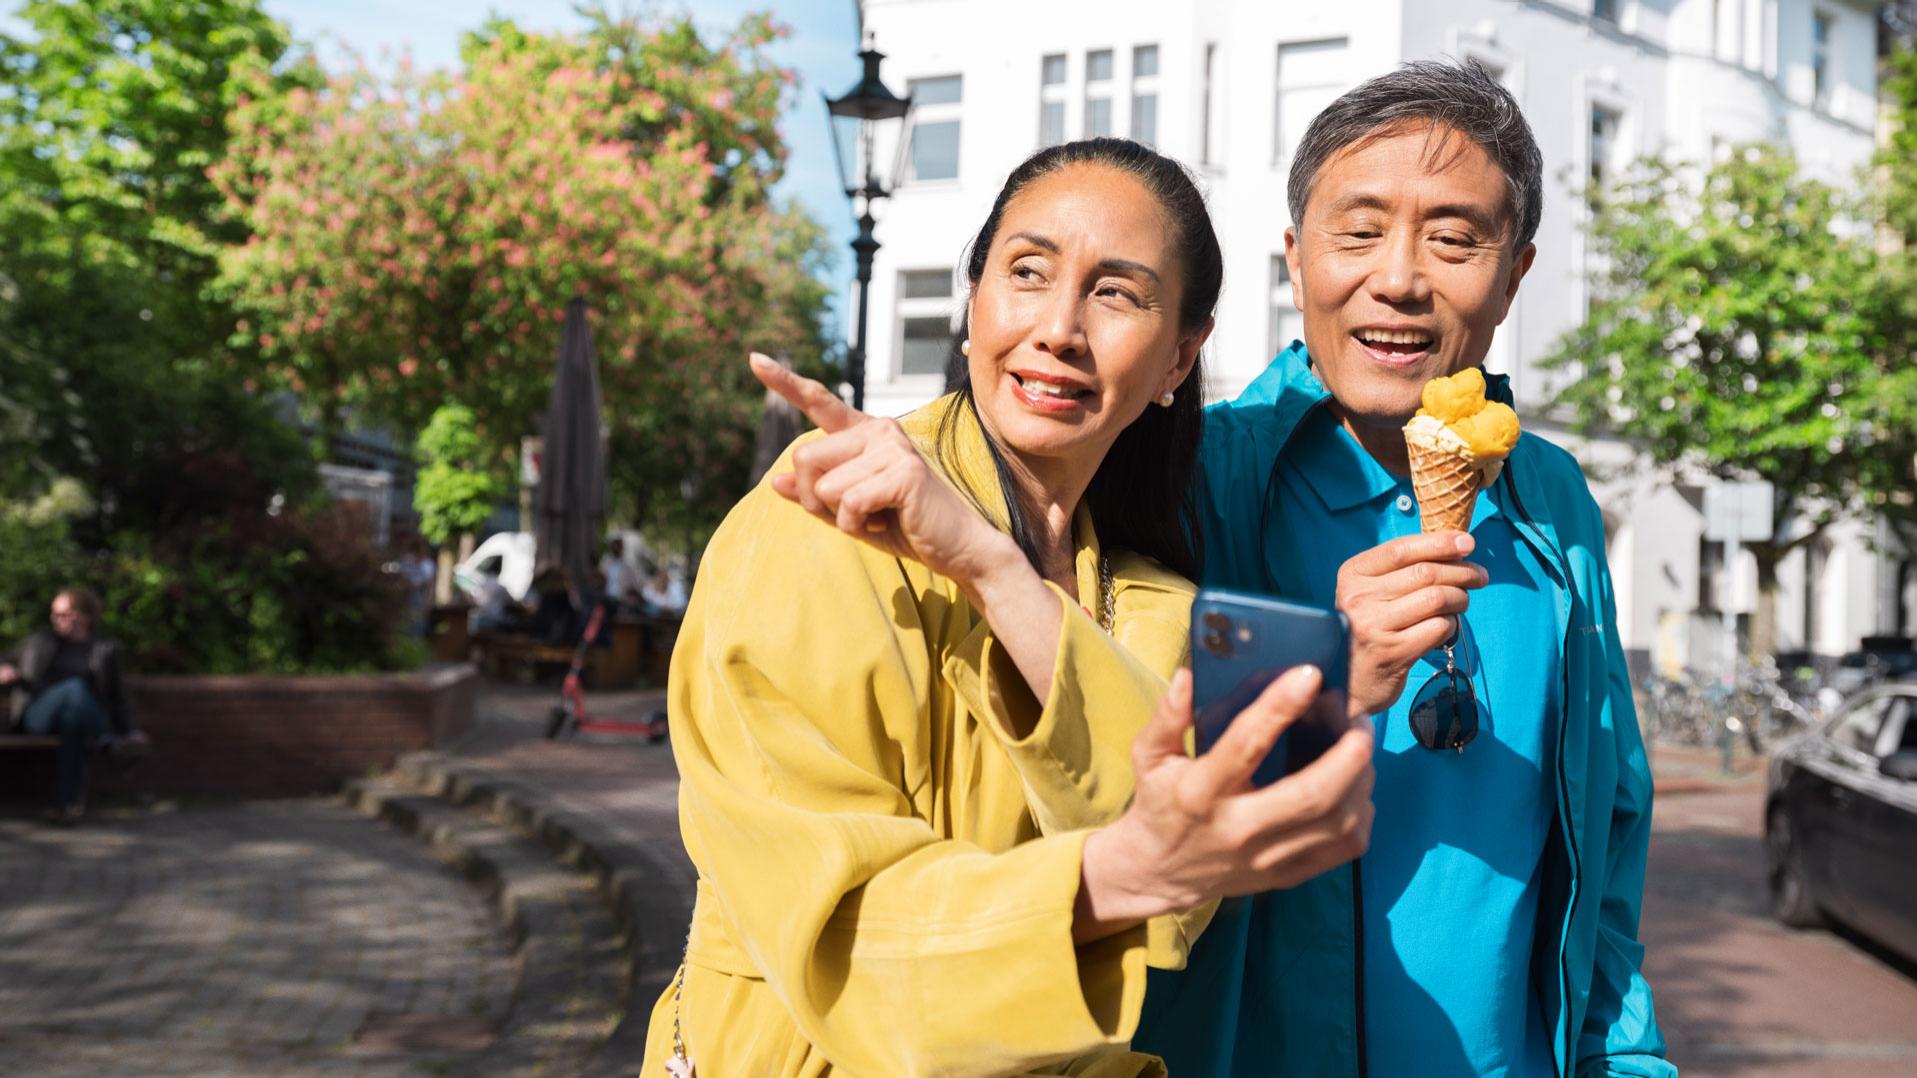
[2,664,479,801]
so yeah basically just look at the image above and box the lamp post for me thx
[825,39,912,411]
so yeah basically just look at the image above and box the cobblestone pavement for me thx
[473,687,1917,1076]
[1644,785,1917,1077]
[457,684,691,915]
[0,800,515,1076]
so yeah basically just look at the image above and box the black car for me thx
[1765,680,1917,963]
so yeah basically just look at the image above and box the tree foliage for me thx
[1545,147,1917,653]
[212,7,836,539]
[414,403,509,546]
[0,0,320,524]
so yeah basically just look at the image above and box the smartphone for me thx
[1190,588,1351,786]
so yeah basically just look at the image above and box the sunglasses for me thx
[1408,634,1478,753]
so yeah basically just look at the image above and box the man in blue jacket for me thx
[1133,61,1673,1076]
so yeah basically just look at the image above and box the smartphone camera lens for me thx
[1200,611,1234,659]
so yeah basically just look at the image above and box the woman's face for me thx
[965,164,1205,470]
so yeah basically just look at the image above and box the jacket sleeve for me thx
[672,481,1155,1078]
[1574,498,1677,1078]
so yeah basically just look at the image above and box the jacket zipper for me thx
[1352,859,1368,1077]
[1502,467,1578,1078]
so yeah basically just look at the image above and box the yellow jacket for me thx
[639,396,1204,1077]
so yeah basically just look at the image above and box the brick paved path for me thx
[457,684,691,911]
[0,801,515,1076]
[1645,786,1917,1077]
[468,686,1917,1076]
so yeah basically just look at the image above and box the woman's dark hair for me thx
[937,137,1221,580]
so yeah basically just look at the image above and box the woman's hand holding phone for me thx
[1073,667,1376,941]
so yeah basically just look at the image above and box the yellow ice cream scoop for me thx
[1413,368,1521,461]
[1451,403,1520,459]
[1420,366,1487,425]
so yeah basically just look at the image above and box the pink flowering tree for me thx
[212,9,834,537]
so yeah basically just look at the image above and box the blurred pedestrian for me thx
[598,537,634,612]
[399,537,437,637]
[1,588,146,822]
[525,564,580,644]
[638,565,686,616]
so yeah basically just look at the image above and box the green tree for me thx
[1544,148,1917,657]
[414,403,510,598]
[212,7,835,542]
[0,0,318,528]
[1873,37,1917,556]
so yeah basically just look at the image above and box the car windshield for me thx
[1826,695,1892,755]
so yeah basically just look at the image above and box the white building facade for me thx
[855,0,1912,673]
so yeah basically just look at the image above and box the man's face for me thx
[49,596,85,640]
[1285,122,1536,434]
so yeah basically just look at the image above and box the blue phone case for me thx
[1190,588,1351,786]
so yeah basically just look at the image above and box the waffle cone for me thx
[1406,440,1482,534]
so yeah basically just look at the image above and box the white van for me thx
[453,529,655,602]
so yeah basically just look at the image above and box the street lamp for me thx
[824,38,913,411]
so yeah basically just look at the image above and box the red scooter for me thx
[544,602,668,742]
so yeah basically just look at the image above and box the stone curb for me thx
[384,751,688,1076]
[343,777,627,1075]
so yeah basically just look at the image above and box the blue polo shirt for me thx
[1274,404,1560,1077]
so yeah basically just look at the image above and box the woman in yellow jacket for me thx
[641,139,1379,1077]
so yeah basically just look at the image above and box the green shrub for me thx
[1,461,419,675]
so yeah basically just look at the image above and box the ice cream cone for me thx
[1406,439,1481,534]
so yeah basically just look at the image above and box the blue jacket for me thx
[1137,345,1674,1077]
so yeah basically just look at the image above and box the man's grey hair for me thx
[1286,59,1544,249]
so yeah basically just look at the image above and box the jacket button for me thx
[1396,494,1415,513]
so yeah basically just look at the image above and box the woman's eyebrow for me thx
[1006,231,1059,252]
[1097,258,1160,282]
[1006,231,1160,282]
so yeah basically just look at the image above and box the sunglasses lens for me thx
[1409,672,1479,751]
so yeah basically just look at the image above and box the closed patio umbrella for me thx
[532,296,607,602]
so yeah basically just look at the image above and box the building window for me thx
[1275,39,1348,165]
[907,75,962,182]
[1267,255,1303,359]
[1803,539,1829,652]
[1811,10,1832,107]
[1084,48,1114,138]
[1699,537,1724,613]
[1201,43,1217,166]
[1039,53,1067,147]
[1131,44,1160,145]
[1593,0,1619,23]
[1588,103,1621,209]
[895,269,954,378]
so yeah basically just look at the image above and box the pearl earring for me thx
[1158,390,1176,407]
[960,338,971,357]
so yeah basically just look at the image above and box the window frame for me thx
[1810,9,1833,111]
[1084,47,1115,139]
[1272,37,1350,168]
[905,74,964,184]
[892,267,957,382]
[1039,53,1069,148]
[1130,43,1161,146]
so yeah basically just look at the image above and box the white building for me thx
[854,0,1913,672]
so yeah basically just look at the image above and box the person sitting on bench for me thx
[0,587,144,821]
